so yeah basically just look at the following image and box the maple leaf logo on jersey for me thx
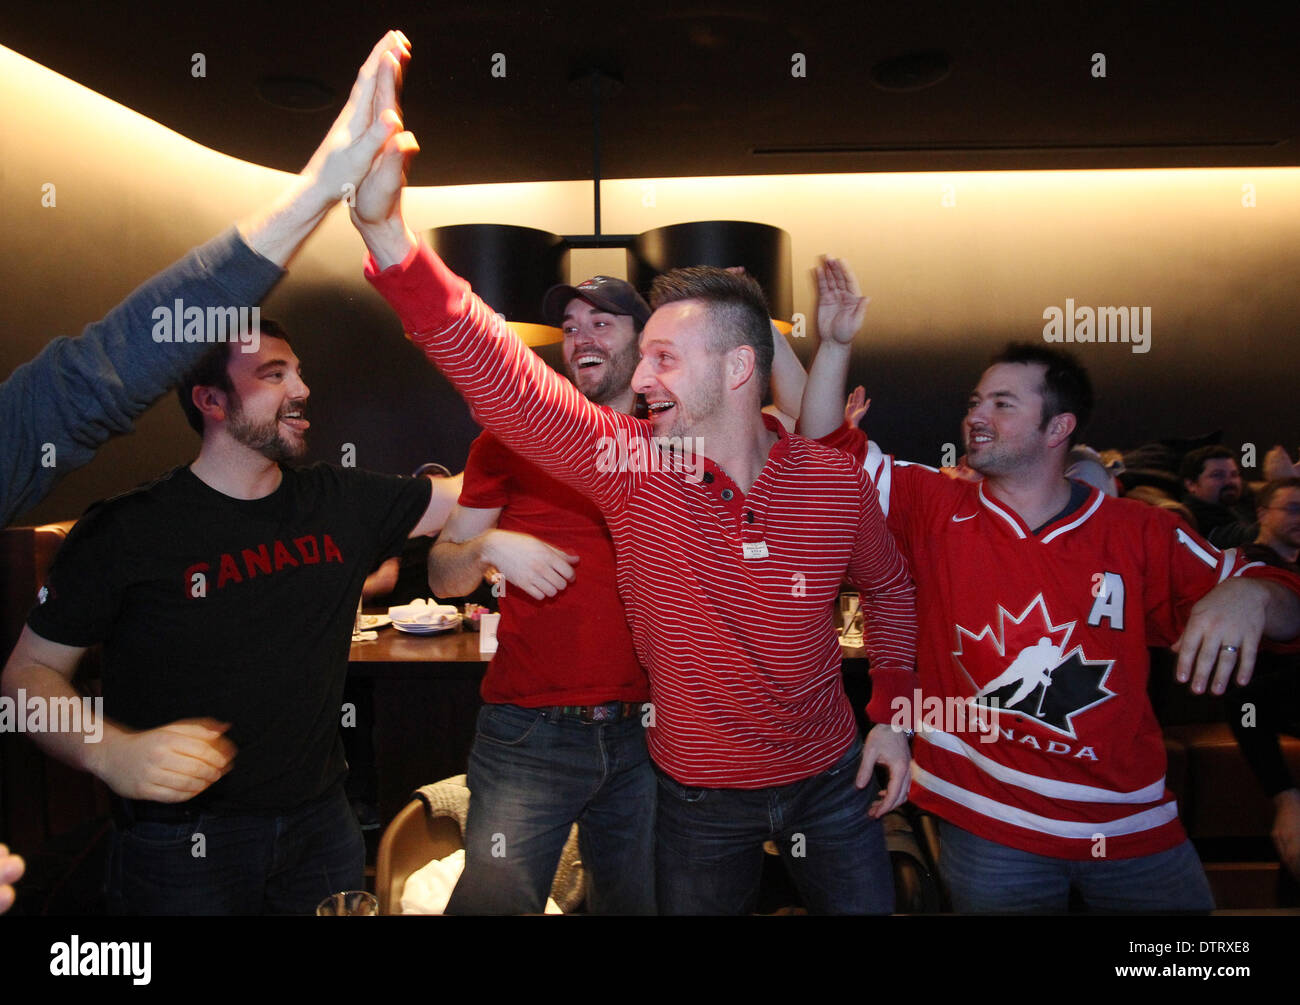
[953,595,1114,739]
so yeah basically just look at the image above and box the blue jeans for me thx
[938,820,1215,913]
[655,739,894,915]
[446,703,656,915]
[108,783,364,915]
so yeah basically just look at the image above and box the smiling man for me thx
[350,119,917,913]
[0,29,418,917]
[799,257,1300,913]
[546,276,647,408]
[426,277,656,915]
[0,32,413,529]
[0,324,460,914]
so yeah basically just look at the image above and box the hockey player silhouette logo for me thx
[979,637,1062,713]
[954,596,1114,739]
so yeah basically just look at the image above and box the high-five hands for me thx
[303,31,411,204]
[348,32,421,269]
[238,31,415,266]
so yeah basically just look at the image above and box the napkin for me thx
[400,849,560,915]
[388,598,460,625]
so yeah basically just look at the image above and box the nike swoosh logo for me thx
[951,513,977,523]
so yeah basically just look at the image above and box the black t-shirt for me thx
[28,464,432,812]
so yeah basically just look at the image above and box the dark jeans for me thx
[655,739,894,915]
[108,783,364,915]
[446,703,657,915]
[938,819,1215,913]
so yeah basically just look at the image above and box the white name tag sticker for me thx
[742,541,770,560]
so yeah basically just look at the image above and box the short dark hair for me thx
[988,342,1093,447]
[1256,477,1300,511]
[1179,445,1237,485]
[649,267,774,400]
[176,319,291,434]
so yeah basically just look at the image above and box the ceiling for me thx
[3,1,1297,187]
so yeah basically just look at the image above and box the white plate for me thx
[392,613,461,627]
[392,619,460,635]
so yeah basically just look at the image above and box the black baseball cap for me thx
[542,276,651,327]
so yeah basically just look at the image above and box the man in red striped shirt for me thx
[349,124,917,914]
[799,257,1300,913]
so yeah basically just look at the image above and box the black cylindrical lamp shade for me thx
[626,221,794,321]
[426,225,570,343]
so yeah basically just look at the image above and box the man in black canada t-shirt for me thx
[1,326,458,914]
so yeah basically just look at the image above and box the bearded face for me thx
[561,298,641,406]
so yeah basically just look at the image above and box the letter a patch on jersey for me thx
[1087,571,1125,629]
[953,595,1115,739]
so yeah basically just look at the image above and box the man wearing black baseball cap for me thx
[428,276,657,914]
[542,276,652,416]
[543,274,651,325]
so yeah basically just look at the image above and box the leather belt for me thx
[541,701,647,723]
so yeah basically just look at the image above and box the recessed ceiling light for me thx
[870,50,952,92]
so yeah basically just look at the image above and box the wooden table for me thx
[348,623,488,678]
[347,622,875,823]
[347,624,489,822]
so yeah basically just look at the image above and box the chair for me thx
[374,774,586,915]
[375,796,464,915]
[887,806,945,913]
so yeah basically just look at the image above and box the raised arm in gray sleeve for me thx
[0,228,284,526]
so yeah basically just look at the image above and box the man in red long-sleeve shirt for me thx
[348,114,917,913]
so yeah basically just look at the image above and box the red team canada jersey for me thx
[828,427,1300,859]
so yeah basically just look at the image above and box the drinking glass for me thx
[316,890,378,916]
[839,592,864,647]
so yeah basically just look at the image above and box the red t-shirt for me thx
[460,430,649,707]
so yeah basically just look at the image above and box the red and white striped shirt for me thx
[367,243,917,787]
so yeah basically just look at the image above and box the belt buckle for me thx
[585,702,618,723]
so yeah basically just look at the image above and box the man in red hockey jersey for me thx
[798,257,1300,913]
